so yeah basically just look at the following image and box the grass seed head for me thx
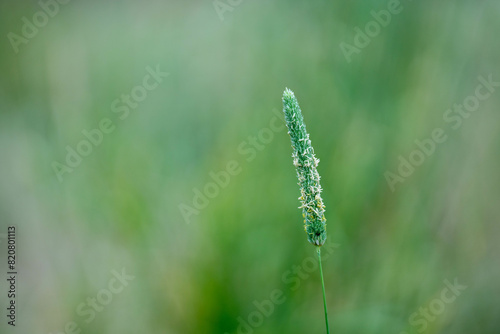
[282,88,327,246]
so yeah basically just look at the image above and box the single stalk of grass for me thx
[318,247,330,334]
[282,88,330,334]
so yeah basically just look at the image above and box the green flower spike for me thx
[282,88,327,247]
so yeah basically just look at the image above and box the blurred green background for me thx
[1,0,499,333]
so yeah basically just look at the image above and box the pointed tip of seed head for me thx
[282,88,298,114]
[283,87,295,99]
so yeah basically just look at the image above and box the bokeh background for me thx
[1,0,499,333]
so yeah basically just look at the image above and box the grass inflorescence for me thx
[282,88,327,246]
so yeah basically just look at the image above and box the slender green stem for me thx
[317,247,330,334]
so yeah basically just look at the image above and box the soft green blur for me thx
[1,1,499,333]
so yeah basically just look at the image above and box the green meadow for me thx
[0,1,499,333]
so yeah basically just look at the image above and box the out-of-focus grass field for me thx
[1,1,499,333]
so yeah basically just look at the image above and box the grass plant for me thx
[282,88,330,333]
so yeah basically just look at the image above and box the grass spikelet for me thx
[282,88,327,246]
